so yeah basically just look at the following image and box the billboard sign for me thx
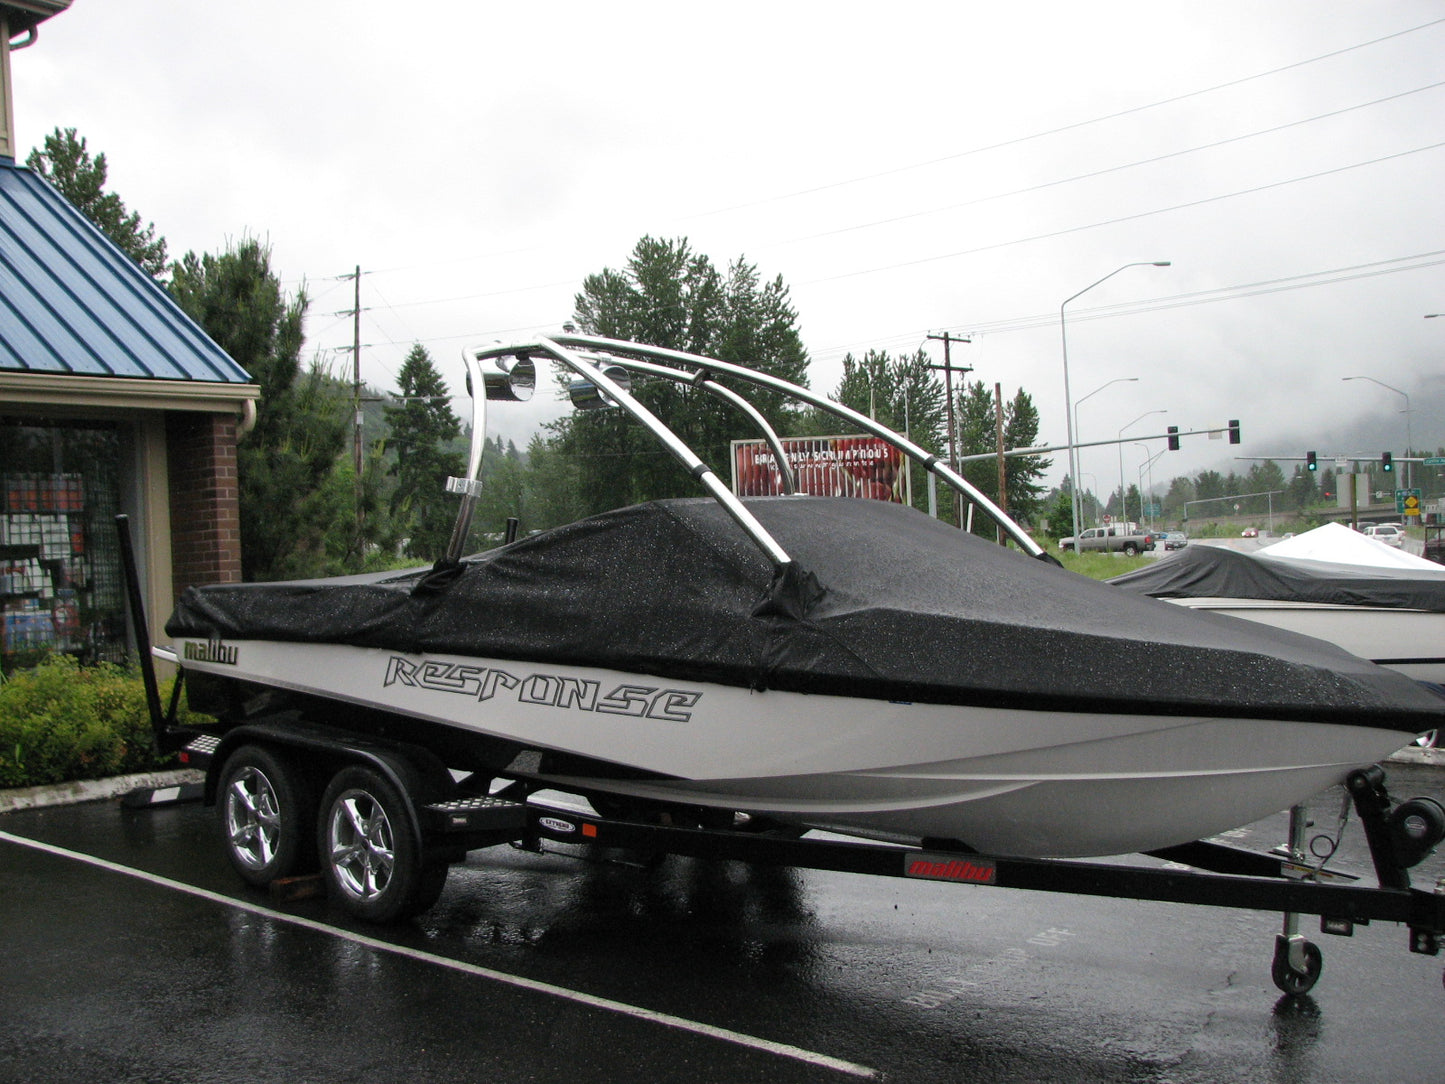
[731,435,910,504]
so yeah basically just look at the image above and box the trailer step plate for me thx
[176,733,221,769]
[423,795,529,833]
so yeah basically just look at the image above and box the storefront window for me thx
[1,418,128,673]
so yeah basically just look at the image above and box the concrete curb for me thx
[1388,744,1441,768]
[0,768,204,814]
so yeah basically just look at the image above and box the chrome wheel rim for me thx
[327,789,395,901]
[223,766,282,871]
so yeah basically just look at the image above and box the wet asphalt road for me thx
[3,765,1445,1084]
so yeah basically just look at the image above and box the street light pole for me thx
[1135,445,1166,531]
[1116,409,1166,525]
[1060,261,1170,545]
[1073,377,1138,524]
[1342,375,1413,492]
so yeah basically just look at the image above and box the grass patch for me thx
[1054,549,1156,581]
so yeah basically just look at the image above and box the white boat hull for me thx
[1162,598,1445,685]
[174,636,1419,858]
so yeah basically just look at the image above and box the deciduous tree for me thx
[556,236,810,513]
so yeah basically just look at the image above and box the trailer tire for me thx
[319,766,448,922]
[217,744,315,887]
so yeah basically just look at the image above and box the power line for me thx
[810,250,1445,364]
[957,252,1445,337]
[680,17,1445,222]
[802,140,1445,286]
[284,18,1445,291]
[755,80,1445,254]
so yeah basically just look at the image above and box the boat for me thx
[163,336,1445,860]
[1108,524,1445,688]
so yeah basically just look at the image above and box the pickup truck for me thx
[1059,526,1156,555]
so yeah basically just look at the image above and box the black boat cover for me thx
[1108,543,1445,613]
[167,497,1444,730]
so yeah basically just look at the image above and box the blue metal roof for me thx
[0,155,252,384]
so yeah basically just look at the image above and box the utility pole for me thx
[350,265,362,475]
[340,266,365,556]
[994,381,1008,541]
[925,332,972,526]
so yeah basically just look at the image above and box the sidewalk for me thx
[0,767,202,814]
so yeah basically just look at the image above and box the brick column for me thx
[166,412,242,597]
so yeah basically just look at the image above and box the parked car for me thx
[1363,524,1405,548]
[1059,526,1155,555]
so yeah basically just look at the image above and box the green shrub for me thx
[0,655,204,788]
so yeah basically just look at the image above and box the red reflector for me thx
[178,752,191,764]
[582,823,598,838]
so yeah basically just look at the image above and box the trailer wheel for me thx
[1271,935,1323,996]
[318,766,447,922]
[217,745,315,887]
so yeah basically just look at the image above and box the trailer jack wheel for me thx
[1271,934,1323,996]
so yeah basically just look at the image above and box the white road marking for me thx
[0,829,879,1079]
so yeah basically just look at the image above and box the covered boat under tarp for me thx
[169,496,1444,732]
[1108,539,1445,614]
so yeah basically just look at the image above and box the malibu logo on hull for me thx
[904,854,997,885]
[184,639,238,666]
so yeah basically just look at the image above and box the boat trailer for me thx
[116,518,1445,999]
[147,727,1445,997]
[502,765,1445,998]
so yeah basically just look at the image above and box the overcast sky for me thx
[13,2,1445,497]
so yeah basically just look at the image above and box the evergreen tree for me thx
[26,128,168,277]
[830,349,946,513]
[1164,475,1196,523]
[522,432,587,533]
[1001,388,1050,522]
[1245,460,1287,514]
[951,380,1051,531]
[1194,469,1226,504]
[1286,464,1318,512]
[383,345,465,559]
[170,239,349,580]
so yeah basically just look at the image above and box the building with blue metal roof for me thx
[1,0,259,670]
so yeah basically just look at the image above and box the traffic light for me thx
[1166,425,1180,451]
[1382,451,1394,473]
[1228,420,1241,445]
[1306,451,1317,471]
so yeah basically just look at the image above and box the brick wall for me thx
[166,412,242,596]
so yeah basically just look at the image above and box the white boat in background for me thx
[1259,522,1439,569]
[1110,523,1445,687]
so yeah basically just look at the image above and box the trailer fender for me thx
[204,718,458,861]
